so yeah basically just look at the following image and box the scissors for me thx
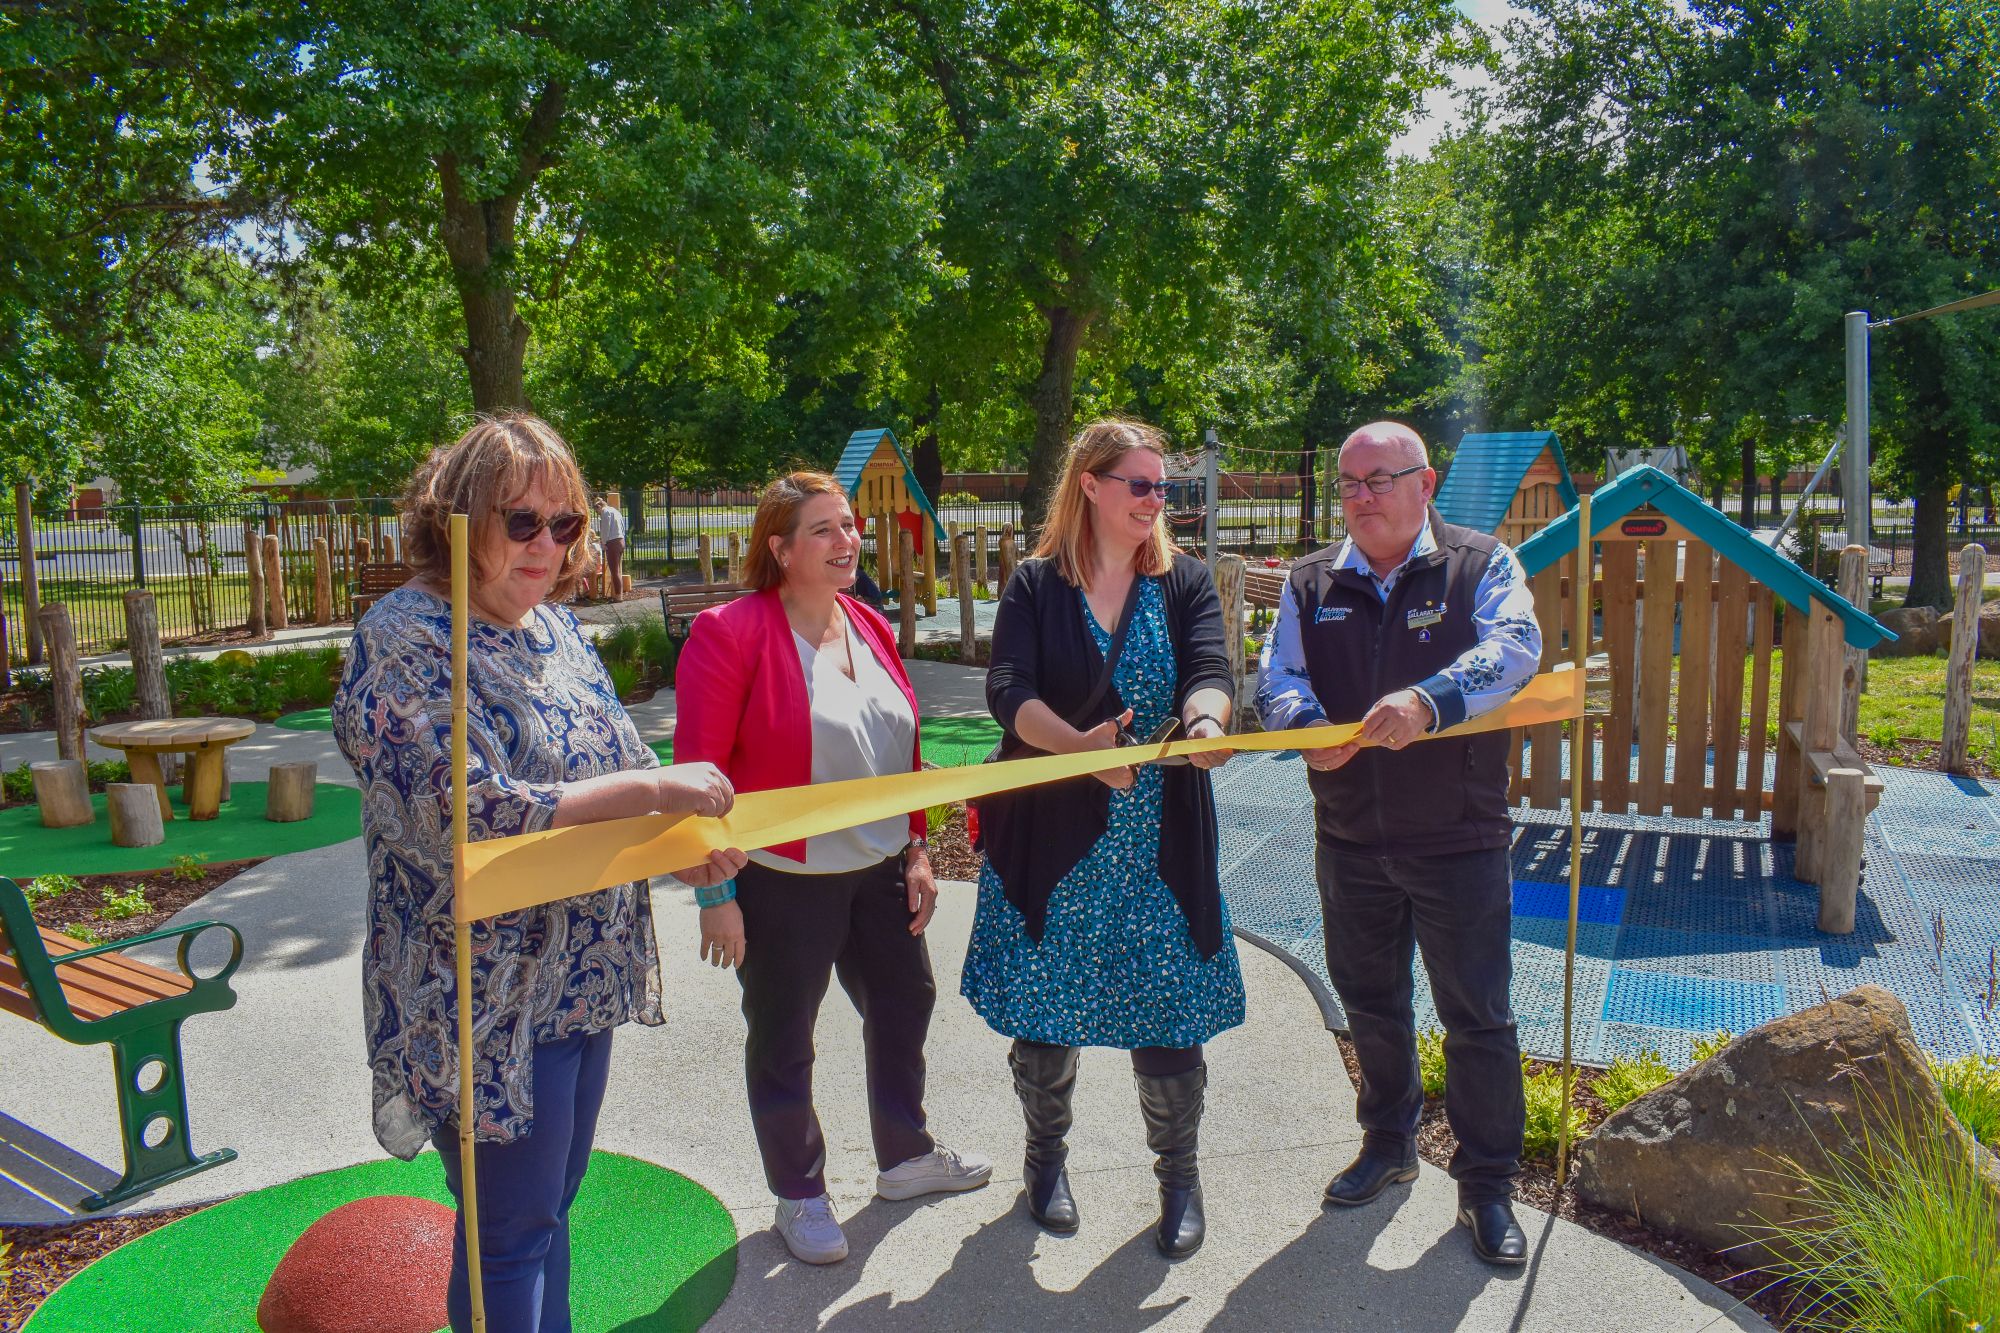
[1115,715,1189,765]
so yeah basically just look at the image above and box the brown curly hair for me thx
[400,413,594,603]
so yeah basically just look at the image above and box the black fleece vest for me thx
[1289,515,1513,856]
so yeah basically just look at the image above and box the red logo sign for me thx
[1621,517,1668,537]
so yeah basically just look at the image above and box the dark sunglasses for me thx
[1095,471,1174,500]
[501,508,587,545]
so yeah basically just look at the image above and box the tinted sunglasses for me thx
[1096,471,1174,500]
[501,508,587,545]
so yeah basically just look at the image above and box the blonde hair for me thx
[401,413,593,602]
[1032,419,1178,588]
[743,471,849,591]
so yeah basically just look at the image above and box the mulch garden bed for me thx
[20,857,267,944]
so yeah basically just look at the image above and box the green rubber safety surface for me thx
[25,1151,738,1333]
[0,782,360,880]
[275,707,334,731]
[647,715,1002,770]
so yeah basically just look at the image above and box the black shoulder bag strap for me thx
[1069,573,1144,727]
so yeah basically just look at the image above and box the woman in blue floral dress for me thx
[965,419,1246,1259]
[334,415,744,1333]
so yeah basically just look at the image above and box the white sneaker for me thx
[875,1142,994,1201]
[773,1193,849,1264]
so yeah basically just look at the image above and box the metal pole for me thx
[1844,311,1870,552]
[449,513,488,1333]
[1203,427,1220,571]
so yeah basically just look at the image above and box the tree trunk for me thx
[1738,438,1759,527]
[1906,484,1952,609]
[1297,437,1320,550]
[14,481,42,663]
[1020,305,1094,538]
[39,603,82,759]
[911,385,944,511]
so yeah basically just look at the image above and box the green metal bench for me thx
[0,876,243,1210]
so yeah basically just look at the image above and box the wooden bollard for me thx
[246,522,268,637]
[312,537,333,625]
[107,782,165,848]
[1836,544,1867,744]
[921,523,938,616]
[955,533,975,662]
[897,527,917,657]
[0,610,11,691]
[975,525,990,592]
[261,533,288,630]
[31,760,92,828]
[1817,768,1867,933]
[15,480,42,663]
[1215,553,1247,691]
[998,525,1017,591]
[726,532,742,584]
[123,589,177,782]
[1942,543,1985,775]
[698,534,714,585]
[266,761,318,823]
[946,522,961,596]
[38,603,83,760]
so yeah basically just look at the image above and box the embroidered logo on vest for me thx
[1314,606,1350,624]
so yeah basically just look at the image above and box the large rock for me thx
[1871,606,1939,657]
[1574,986,2000,1263]
[1936,600,2000,659]
[258,1195,454,1333]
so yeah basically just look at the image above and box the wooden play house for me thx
[1435,431,1581,548]
[835,427,941,615]
[1507,466,1896,933]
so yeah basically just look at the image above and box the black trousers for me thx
[734,854,937,1199]
[1316,843,1524,1203]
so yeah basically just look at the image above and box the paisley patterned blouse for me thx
[333,585,664,1160]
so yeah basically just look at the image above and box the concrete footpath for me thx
[0,660,1769,1330]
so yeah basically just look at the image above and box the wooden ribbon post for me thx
[1557,493,1592,1190]
[449,514,488,1332]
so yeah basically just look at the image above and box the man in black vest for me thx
[1255,422,1542,1266]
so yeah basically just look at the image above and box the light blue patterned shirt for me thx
[1256,518,1542,733]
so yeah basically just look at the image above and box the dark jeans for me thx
[735,854,937,1198]
[1316,843,1524,1203]
[433,1028,614,1333]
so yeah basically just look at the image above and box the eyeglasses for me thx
[1335,464,1424,500]
[501,508,587,545]
[1095,472,1174,500]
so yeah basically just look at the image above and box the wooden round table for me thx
[88,717,257,822]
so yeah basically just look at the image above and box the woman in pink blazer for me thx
[674,471,990,1266]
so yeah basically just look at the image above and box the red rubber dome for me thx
[256,1195,454,1333]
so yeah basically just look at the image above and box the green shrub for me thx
[1691,1029,1735,1061]
[1,763,32,804]
[1750,1092,1998,1332]
[924,802,957,835]
[1865,721,1900,750]
[1417,1027,1448,1097]
[606,659,642,700]
[598,621,643,667]
[64,921,105,946]
[85,759,132,790]
[1932,1054,2000,1144]
[1520,1060,1588,1163]
[1595,1049,1674,1111]
[637,619,676,678]
[170,853,210,883]
[97,884,151,921]
[24,874,80,905]
[80,665,137,722]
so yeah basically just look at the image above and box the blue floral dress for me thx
[333,585,663,1160]
[961,577,1247,1048]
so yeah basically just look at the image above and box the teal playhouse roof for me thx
[834,427,940,527]
[1514,465,1894,650]
[1433,431,1579,536]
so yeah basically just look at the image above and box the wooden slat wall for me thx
[1745,587,1775,820]
[1527,559,1566,809]
[1711,564,1750,818]
[1669,542,1715,815]
[1634,541,1677,815]
[1599,542,1639,811]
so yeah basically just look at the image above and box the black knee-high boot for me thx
[1010,1041,1080,1233]
[1135,1063,1206,1258]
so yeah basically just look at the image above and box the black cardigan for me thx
[979,552,1236,958]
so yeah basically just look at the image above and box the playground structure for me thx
[1434,430,1581,549]
[835,427,941,616]
[1504,466,1895,934]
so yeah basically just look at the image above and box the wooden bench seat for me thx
[1243,567,1288,611]
[0,877,243,1210]
[350,561,413,618]
[659,583,753,642]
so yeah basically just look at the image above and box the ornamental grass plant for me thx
[1932,1054,2000,1145]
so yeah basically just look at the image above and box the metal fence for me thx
[3,498,404,665]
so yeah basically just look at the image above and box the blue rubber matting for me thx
[1213,748,2000,1069]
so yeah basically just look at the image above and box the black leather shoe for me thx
[1322,1152,1419,1208]
[1457,1201,1528,1265]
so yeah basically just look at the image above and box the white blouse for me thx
[746,614,917,874]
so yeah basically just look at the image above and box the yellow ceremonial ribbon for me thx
[454,664,1584,923]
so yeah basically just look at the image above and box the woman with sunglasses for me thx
[964,418,1244,1259]
[334,413,745,1332]
[673,471,991,1267]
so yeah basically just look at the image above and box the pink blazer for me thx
[673,588,925,864]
